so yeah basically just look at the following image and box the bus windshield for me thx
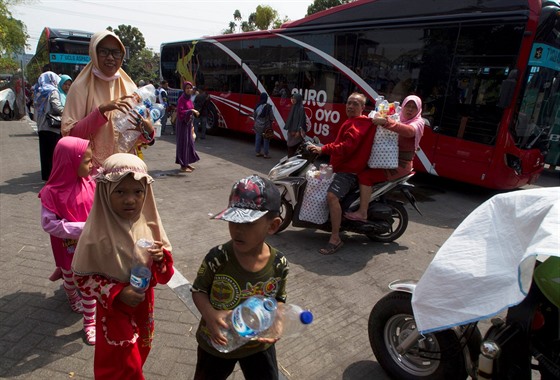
[26,28,92,85]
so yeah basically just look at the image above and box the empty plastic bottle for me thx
[149,103,166,123]
[130,238,153,293]
[113,84,157,133]
[212,296,278,353]
[259,304,314,339]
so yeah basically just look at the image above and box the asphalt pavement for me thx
[0,118,557,380]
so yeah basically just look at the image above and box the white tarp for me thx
[412,187,560,334]
[0,88,15,110]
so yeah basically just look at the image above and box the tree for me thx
[106,25,158,84]
[126,49,160,85]
[306,0,352,16]
[107,24,146,58]
[0,0,29,72]
[224,6,287,34]
[254,5,277,30]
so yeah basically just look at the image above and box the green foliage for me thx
[107,24,146,58]
[106,24,157,83]
[0,56,19,72]
[125,49,160,85]
[0,0,29,55]
[224,5,285,34]
[254,5,278,30]
[306,0,352,16]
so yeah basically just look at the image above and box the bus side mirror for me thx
[497,69,518,109]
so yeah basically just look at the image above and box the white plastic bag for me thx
[368,127,399,169]
[299,170,332,224]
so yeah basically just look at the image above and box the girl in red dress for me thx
[72,153,174,379]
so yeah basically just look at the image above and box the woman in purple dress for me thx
[175,81,200,172]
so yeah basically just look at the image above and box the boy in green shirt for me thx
[192,175,288,380]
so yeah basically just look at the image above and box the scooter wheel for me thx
[368,291,469,380]
[367,200,408,242]
[275,196,293,234]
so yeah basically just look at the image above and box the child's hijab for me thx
[72,153,171,282]
[38,136,95,222]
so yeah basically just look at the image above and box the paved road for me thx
[0,118,556,379]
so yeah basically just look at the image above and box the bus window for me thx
[438,23,525,145]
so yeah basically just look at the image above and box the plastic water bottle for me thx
[212,296,278,353]
[130,238,153,293]
[149,103,165,123]
[325,165,333,180]
[114,85,157,133]
[259,304,314,339]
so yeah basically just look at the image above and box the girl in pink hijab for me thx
[38,136,98,345]
[345,95,425,222]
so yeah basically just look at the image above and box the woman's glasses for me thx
[97,47,123,59]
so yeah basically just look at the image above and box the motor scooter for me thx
[367,188,560,379]
[0,88,15,121]
[268,140,421,242]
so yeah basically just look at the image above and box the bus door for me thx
[427,22,524,185]
[431,63,505,184]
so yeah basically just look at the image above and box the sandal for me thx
[345,212,367,222]
[84,326,96,345]
[256,153,263,157]
[187,165,196,170]
[263,155,272,159]
[179,167,193,173]
[319,241,344,255]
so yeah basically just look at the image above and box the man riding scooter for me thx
[308,92,377,255]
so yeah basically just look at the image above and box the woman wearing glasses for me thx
[62,30,155,171]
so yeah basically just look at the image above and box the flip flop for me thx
[319,241,344,255]
[179,167,193,173]
[345,213,367,222]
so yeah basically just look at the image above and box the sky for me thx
[11,0,312,54]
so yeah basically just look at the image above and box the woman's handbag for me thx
[46,113,62,129]
[262,128,274,140]
[368,126,399,169]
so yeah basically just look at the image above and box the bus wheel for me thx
[205,104,220,136]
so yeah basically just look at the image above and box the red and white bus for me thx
[161,0,559,189]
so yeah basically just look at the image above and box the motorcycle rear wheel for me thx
[368,292,468,380]
[276,196,293,233]
[366,200,408,242]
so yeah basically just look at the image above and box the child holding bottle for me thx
[38,136,97,345]
[191,175,289,380]
[72,153,174,379]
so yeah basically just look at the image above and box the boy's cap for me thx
[212,175,280,223]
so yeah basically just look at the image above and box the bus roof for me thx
[44,27,93,40]
[285,0,533,29]
[162,0,539,48]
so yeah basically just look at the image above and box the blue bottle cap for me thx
[300,310,313,324]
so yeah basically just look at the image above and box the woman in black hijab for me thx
[284,93,306,157]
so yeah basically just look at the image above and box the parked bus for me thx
[26,28,93,86]
[160,0,559,189]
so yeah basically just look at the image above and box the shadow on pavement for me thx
[0,288,85,378]
[343,360,390,380]
[270,229,410,276]
[0,171,43,195]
